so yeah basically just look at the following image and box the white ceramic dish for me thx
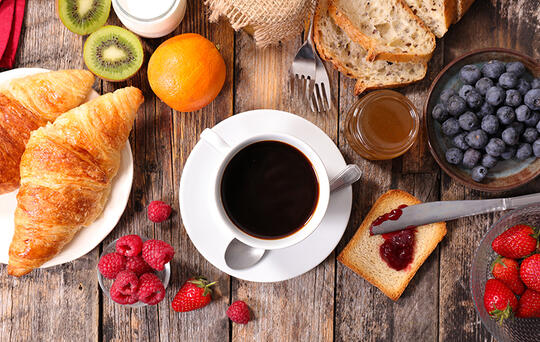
[0,68,134,268]
[179,109,353,282]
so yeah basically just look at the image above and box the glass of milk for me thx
[113,0,187,38]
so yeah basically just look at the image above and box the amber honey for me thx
[344,90,419,160]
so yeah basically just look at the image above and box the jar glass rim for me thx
[113,0,179,22]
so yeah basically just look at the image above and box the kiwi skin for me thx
[57,0,111,35]
[83,25,144,82]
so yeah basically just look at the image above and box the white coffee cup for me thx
[200,128,330,250]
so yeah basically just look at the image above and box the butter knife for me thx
[370,193,540,235]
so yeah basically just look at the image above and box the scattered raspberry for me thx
[98,252,126,279]
[137,273,166,305]
[227,300,250,324]
[116,235,143,257]
[147,201,172,223]
[142,240,175,271]
[126,255,154,276]
[110,270,139,305]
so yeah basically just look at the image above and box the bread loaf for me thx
[402,0,457,37]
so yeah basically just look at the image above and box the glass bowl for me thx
[97,237,171,308]
[471,204,540,341]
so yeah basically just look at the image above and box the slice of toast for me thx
[338,190,447,301]
[329,0,436,63]
[402,0,457,38]
[314,0,427,94]
[454,0,475,23]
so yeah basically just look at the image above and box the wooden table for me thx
[1,1,539,341]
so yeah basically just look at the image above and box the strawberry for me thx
[483,279,518,324]
[491,256,525,295]
[520,254,540,292]
[516,289,540,318]
[491,224,539,259]
[171,277,216,312]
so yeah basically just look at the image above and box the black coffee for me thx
[220,140,319,239]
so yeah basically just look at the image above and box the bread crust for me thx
[328,0,435,63]
[454,0,475,23]
[338,190,447,301]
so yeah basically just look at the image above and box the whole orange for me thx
[148,33,226,112]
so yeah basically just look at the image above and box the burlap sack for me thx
[205,0,316,47]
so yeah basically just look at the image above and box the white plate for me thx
[179,110,352,282]
[0,68,133,268]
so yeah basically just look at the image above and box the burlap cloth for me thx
[205,0,316,47]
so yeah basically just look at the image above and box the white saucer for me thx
[179,109,352,282]
[0,68,134,268]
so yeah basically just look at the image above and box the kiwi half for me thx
[57,0,111,35]
[83,25,143,82]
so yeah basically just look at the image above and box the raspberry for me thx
[142,240,175,271]
[126,255,153,276]
[110,270,139,305]
[147,201,172,223]
[137,273,166,305]
[98,252,126,279]
[226,300,250,324]
[116,235,143,257]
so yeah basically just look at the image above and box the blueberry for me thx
[481,115,499,135]
[466,129,489,149]
[481,154,498,168]
[505,89,522,107]
[432,103,449,122]
[482,60,505,79]
[471,165,488,182]
[459,84,475,99]
[441,118,460,136]
[475,77,494,96]
[486,86,505,106]
[445,147,464,165]
[440,88,457,105]
[452,132,469,150]
[463,148,482,168]
[505,61,526,76]
[447,95,467,116]
[524,111,540,127]
[516,78,531,96]
[496,106,516,125]
[516,104,532,122]
[510,121,525,136]
[485,138,506,157]
[532,78,540,89]
[466,90,484,109]
[516,143,533,160]
[501,127,519,146]
[537,119,540,134]
[498,72,518,89]
[522,127,538,143]
[501,146,516,160]
[524,89,540,110]
[477,102,495,117]
[460,64,481,84]
[458,111,479,131]
[533,139,540,157]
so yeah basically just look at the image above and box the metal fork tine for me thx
[308,88,316,112]
[320,82,331,111]
[313,84,322,113]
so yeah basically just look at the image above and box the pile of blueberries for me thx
[432,60,540,182]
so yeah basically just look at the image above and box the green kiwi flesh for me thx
[84,26,144,81]
[57,0,111,35]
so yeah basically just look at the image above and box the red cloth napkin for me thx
[0,0,25,68]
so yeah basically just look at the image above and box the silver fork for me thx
[309,53,333,112]
[289,8,317,103]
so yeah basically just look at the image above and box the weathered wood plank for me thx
[0,1,98,342]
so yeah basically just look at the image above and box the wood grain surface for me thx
[0,0,539,341]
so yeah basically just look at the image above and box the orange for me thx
[148,33,226,112]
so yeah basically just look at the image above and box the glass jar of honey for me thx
[344,90,420,160]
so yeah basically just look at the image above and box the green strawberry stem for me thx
[189,277,217,297]
[490,255,507,272]
[489,302,514,325]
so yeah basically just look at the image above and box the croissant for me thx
[8,87,144,277]
[0,70,95,194]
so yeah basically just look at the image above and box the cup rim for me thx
[211,132,330,250]
[112,0,180,22]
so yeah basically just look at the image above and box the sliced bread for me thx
[402,0,457,37]
[454,0,475,23]
[314,0,427,94]
[328,0,436,63]
[338,190,447,301]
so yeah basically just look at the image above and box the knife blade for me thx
[370,192,540,235]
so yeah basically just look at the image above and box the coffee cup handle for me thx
[200,128,232,155]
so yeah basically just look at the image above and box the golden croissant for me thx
[0,70,95,194]
[8,87,144,277]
